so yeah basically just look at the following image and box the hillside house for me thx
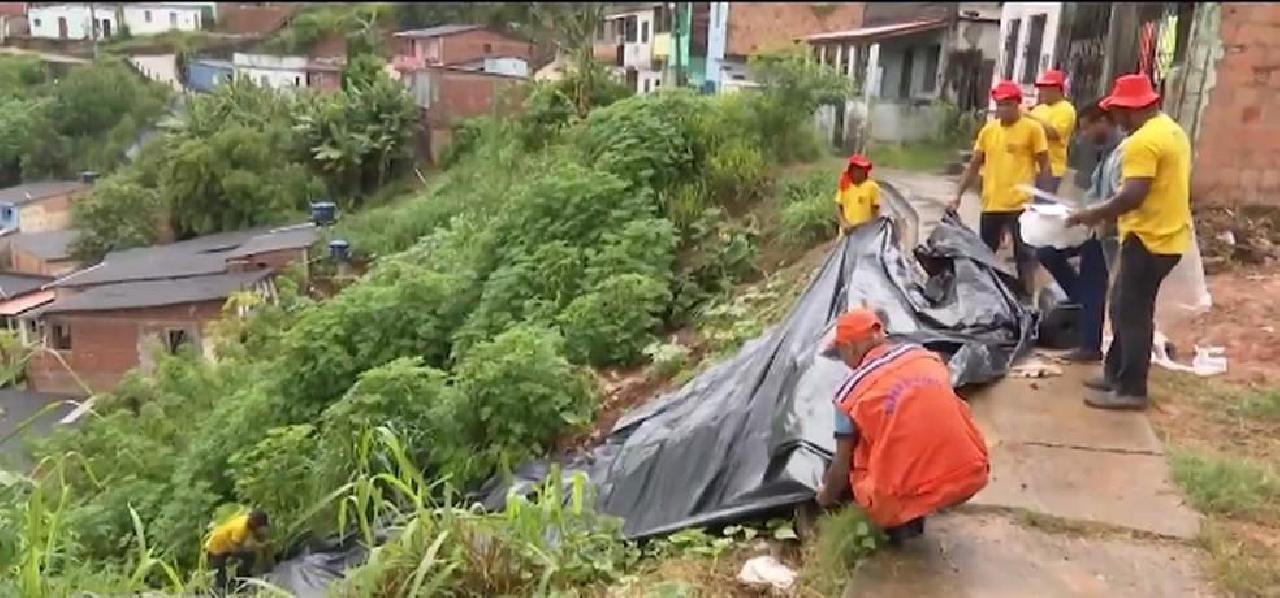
[391,24,534,74]
[0,179,90,234]
[232,52,307,89]
[404,66,523,163]
[26,2,211,40]
[3,229,78,276]
[185,56,233,91]
[23,223,318,395]
[0,272,54,339]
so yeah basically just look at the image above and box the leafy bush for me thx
[777,171,838,249]
[559,273,672,365]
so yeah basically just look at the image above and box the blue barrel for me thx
[310,201,337,226]
[328,239,350,262]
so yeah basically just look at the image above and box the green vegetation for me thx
[864,140,956,173]
[1172,450,1280,521]
[0,45,853,594]
[68,59,418,262]
[798,507,884,596]
[0,56,170,187]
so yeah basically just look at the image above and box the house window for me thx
[170,11,178,27]
[838,44,851,76]
[898,47,915,98]
[1022,14,1048,85]
[641,20,650,43]
[922,44,941,93]
[164,329,191,354]
[1003,18,1022,80]
[144,10,152,23]
[32,17,41,27]
[644,78,651,93]
[294,75,302,86]
[624,15,637,43]
[655,5,671,33]
[51,324,71,351]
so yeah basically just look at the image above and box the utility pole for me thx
[672,2,684,87]
[88,2,99,60]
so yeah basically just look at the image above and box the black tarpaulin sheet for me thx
[479,214,1034,539]
[267,214,1034,592]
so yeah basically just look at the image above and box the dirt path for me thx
[844,172,1217,597]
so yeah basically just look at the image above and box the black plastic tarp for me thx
[267,213,1034,593]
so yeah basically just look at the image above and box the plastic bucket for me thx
[1019,203,1089,249]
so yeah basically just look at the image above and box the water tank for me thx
[310,201,337,226]
[328,239,350,262]
[80,171,99,184]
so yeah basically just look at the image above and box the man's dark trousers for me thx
[980,210,1035,296]
[1035,237,1108,354]
[1105,236,1181,397]
[210,550,257,594]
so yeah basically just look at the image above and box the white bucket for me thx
[1019,202,1089,249]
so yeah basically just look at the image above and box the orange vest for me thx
[833,344,990,527]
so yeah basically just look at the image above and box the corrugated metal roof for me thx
[227,224,318,259]
[394,24,482,38]
[40,270,272,315]
[0,181,88,206]
[8,229,78,261]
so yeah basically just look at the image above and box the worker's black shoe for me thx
[884,517,925,546]
[1061,349,1104,364]
[1084,391,1148,411]
[1083,376,1113,392]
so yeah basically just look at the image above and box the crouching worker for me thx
[816,309,990,542]
[835,153,880,234]
[206,508,271,594]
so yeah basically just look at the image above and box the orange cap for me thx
[846,153,872,171]
[1100,74,1160,109]
[827,308,882,352]
[990,80,1022,103]
[1034,69,1066,88]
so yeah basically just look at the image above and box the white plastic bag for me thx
[1155,226,1213,330]
[738,556,797,591]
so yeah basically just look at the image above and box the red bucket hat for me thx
[990,80,1022,102]
[846,153,872,172]
[1034,69,1066,88]
[1100,74,1160,109]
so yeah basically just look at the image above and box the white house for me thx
[120,3,206,36]
[27,4,120,40]
[597,4,664,94]
[990,3,1065,111]
[27,2,211,40]
[232,53,308,90]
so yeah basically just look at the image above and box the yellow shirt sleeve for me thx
[1048,103,1076,141]
[868,181,880,210]
[1121,134,1160,179]
[1030,120,1049,155]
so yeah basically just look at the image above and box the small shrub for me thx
[776,171,837,249]
[643,342,691,379]
[799,506,884,595]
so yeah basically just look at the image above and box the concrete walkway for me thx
[844,172,1213,597]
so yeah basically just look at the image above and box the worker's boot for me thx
[1083,390,1148,411]
[1083,375,1113,392]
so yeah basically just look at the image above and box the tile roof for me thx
[0,181,88,206]
[394,24,482,39]
[802,19,949,43]
[51,224,315,288]
[8,229,78,261]
[0,272,53,299]
[39,270,272,314]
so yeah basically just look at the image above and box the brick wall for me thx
[18,191,80,234]
[439,29,534,66]
[26,301,223,395]
[726,2,864,58]
[10,247,75,277]
[1190,3,1280,206]
[425,68,521,127]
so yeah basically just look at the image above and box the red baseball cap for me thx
[1100,74,1160,110]
[846,153,872,172]
[1034,69,1066,89]
[990,80,1022,102]
[824,309,882,356]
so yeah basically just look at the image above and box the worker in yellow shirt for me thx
[1066,74,1192,411]
[1025,69,1077,191]
[834,153,880,233]
[206,509,271,593]
[952,80,1053,296]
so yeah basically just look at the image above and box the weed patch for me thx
[1171,450,1280,522]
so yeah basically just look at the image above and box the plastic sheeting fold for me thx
[267,213,1034,593]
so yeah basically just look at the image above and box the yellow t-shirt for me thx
[974,117,1049,212]
[205,514,254,555]
[1118,113,1192,255]
[1029,100,1076,176]
[835,179,880,229]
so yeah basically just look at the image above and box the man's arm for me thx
[835,195,852,232]
[952,150,984,212]
[1035,151,1053,191]
[1066,177,1152,226]
[1025,112,1062,142]
[817,437,855,507]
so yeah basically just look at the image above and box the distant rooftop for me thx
[51,223,318,289]
[0,272,54,299]
[40,270,272,314]
[8,229,78,262]
[0,181,88,206]
[394,24,482,39]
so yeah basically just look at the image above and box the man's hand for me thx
[816,482,836,507]
[947,194,963,214]
[1065,209,1091,228]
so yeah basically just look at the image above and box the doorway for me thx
[57,16,67,38]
